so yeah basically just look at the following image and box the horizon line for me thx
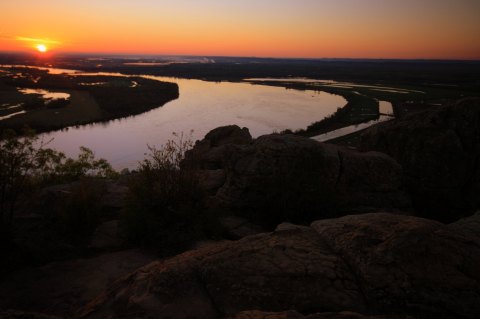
[0,50,479,62]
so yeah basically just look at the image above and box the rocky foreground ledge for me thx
[77,212,479,319]
[75,99,480,319]
[1,99,479,319]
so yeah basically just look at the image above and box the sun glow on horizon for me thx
[1,1,479,59]
[36,44,47,53]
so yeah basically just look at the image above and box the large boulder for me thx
[217,134,409,215]
[80,229,366,318]
[203,125,253,147]
[184,125,252,170]
[79,213,480,319]
[359,98,480,221]
[311,213,480,318]
[188,127,410,224]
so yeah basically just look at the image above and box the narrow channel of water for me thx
[311,115,393,143]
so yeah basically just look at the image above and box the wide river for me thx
[35,74,347,169]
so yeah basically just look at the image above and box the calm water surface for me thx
[39,76,346,169]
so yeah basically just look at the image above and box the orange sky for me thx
[1,0,479,59]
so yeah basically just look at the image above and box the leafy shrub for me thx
[123,132,218,255]
[54,147,115,180]
[1,130,39,236]
[0,129,115,238]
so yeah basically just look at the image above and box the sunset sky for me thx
[1,0,479,59]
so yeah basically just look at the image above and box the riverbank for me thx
[1,62,477,165]
[0,66,179,135]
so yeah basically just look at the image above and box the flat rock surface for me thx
[79,213,480,319]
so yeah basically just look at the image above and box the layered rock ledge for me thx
[360,98,480,220]
[79,213,480,319]
[184,125,411,225]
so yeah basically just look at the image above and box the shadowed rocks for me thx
[186,125,410,225]
[360,98,480,221]
[311,213,480,318]
[4,99,480,319]
[0,250,156,318]
[79,213,480,319]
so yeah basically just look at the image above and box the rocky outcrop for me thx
[216,134,409,216]
[311,214,480,318]
[79,213,480,319]
[187,126,410,224]
[360,98,480,221]
[203,125,253,147]
[184,125,252,170]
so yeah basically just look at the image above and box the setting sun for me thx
[36,44,47,53]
